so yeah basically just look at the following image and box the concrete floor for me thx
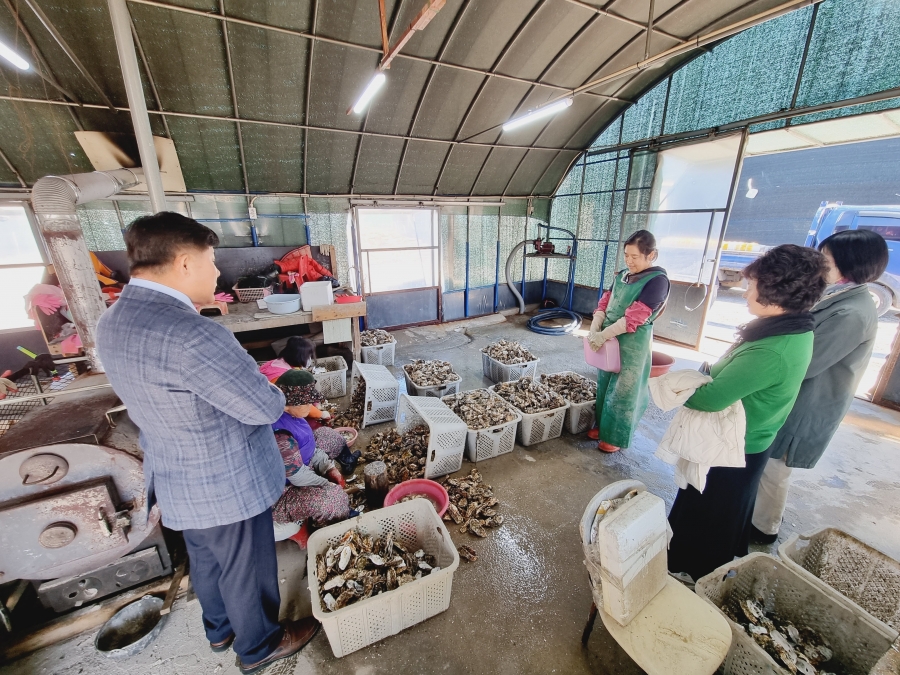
[5,313,900,675]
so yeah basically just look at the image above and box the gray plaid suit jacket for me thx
[97,284,286,530]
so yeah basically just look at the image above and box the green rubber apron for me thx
[595,270,666,448]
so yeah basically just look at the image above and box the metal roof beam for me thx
[0,145,27,187]
[558,0,686,44]
[125,0,627,104]
[381,0,445,70]
[0,94,576,152]
[219,0,249,197]
[302,0,318,194]
[129,13,170,138]
[21,0,117,110]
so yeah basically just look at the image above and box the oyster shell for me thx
[442,389,518,430]
[360,329,394,346]
[493,377,566,414]
[403,359,460,387]
[481,339,536,365]
[539,372,597,404]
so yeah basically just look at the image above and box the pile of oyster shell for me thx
[403,359,460,387]
[442,389,518,430]
[360,329,395,347]
[437,468,503,539]
[540,372,596,404]
[481,339,536,365]
[331,383,366,429]
[728,598,837,674]
[361,424,429,484]
[493,377,566,414]
[315,529,440,612]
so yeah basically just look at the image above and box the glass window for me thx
[856,216,900,241]
[0,205,43,265]
[0,204,46,331]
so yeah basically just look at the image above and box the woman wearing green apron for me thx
[588,230,670,452]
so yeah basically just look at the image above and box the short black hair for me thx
[125,212,219,276]
[280,336,316,368]
[743,244,826,313]
[818,229,889,284]
[624,229,657,256]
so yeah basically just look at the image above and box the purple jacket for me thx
[272,413,316,465]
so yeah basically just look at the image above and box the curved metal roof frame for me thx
[0,0,817,196]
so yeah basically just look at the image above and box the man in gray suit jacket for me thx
[97,212,317,673]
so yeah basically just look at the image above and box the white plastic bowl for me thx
[264,294,301,314]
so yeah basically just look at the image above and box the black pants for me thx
[182,508,282,663]
[667,447,773,582]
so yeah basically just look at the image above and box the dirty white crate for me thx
[307,500,460,657]
[480,352,539,383]
[695,553,895,675]
[540,371,596,434]
[402,365,461,399]
[360,338,396,366]
[442,389,522,462]
[395,394,467,478]
[313,356,348,398]
[489,384,569,447]
[779,528,900,633]
[351,362,399,428]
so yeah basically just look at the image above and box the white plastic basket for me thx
[489,384,568,447]
[361,339,396,366]
[402,366,461,399]
[695,553,895,675]
[778,528,900,634]
[306,501,460,657]
[441,389,522,462]
[540,371,596,434]
[480,352,539,383]
[395,394,467,479]
[313,356,348,398]
[351,362,399,428]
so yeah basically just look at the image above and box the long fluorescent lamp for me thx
[0,39,29,71]
[503,97,573,132]
[350,72,386,114]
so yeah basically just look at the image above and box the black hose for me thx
[527,308,582,335]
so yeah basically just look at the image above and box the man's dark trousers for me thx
[182,508,282,663]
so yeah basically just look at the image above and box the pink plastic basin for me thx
[384,479,449,517]
[650,351,675,378]
[334,426,358,447]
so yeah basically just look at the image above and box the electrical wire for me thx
[527,307,582,335]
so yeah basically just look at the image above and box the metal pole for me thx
[464,211,470,318]
[107,0,167,213]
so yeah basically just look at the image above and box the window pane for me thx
[856,216,900,241]
[0,266,46,330]
[359,209,435,250]
[365,250,435,292]
[0,205,42,265]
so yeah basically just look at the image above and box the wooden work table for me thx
[211,300,367,361]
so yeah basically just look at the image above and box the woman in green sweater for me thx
[667,244,826,582]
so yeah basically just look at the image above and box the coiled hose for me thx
[527,308,582,335]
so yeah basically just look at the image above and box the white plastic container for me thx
[300,280,334,311]
[540,371,596,434]
[402,366,461,398]
[312,356,348,398]
[350,362,399,428]
[395,395,468,479]
[594,491,668,626]
[306,501,460,657]
[489,385,569,447]
[442,389,522,463]
[481,352,539,383]
[361,339,396,366]
[264,293,301,314]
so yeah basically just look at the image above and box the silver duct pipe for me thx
[32,168,143,372]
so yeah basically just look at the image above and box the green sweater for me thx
[686,332,814,454]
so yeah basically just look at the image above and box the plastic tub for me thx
[264,294,301,314]
[312,356,348,398]
[361,338,396,366]
[334,427,358,447]
[383,479,450,516]
[481,352,539,383]
[583,336,620,372]
[650,351,675,378]
[442,389,522,463]
[335,295,363,304]
[395,395,467,479]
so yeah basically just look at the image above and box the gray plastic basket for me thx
[779,528,900,635]
[695,553,894,675]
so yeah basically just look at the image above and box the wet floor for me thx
[5,314,900,675]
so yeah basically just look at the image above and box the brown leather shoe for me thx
[210,634,235,652]
[238,618,319,674]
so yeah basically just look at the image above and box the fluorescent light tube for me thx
[351,73,386,114]
[503,97,573,132]
[0,39,29,71]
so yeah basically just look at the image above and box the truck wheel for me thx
[867,283,893,317]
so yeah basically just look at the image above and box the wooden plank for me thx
[322,318,352,344]
[351,317,362,363]
[159,562,187,616]
[378,0,389,57]
[312,302,367,322]
[381,0,446,69]
[0,575,185,662]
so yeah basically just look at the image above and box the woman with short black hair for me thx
[667,244,827,582]
[750,229,889,544]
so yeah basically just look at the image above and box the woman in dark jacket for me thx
[667,245,826,582]
[750,230,889,544]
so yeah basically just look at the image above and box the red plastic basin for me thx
[383,479,449,517]
[650,351,675,378]
[334,295,363,304]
